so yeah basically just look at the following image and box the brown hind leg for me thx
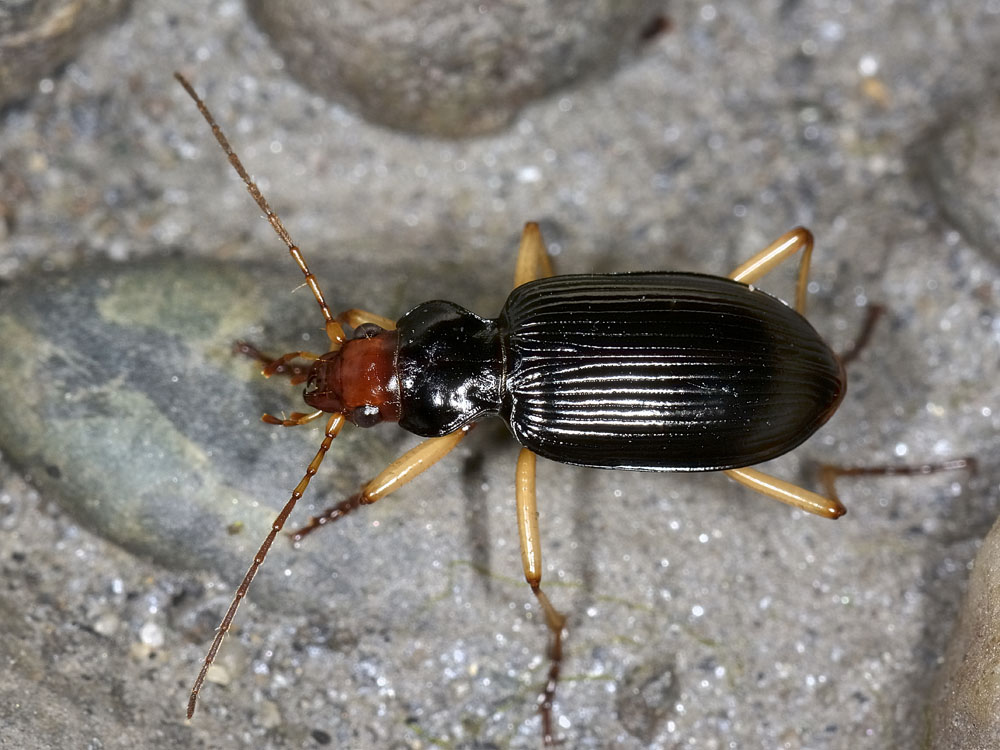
[820,305,976,500]
[817,458,977,506]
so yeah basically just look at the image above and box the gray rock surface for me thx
[0,1,998,748]
[0,0,132,107]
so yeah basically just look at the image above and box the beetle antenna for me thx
[174,72,345,347]
[187,413,346,719]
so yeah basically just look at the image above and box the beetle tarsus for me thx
[818,457,976,503]
[837,304,886,367]
[537,600,566,747]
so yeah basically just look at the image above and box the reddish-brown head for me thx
[304,324,401,427]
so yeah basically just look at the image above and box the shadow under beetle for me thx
[175,74,970,744]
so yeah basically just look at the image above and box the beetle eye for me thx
[353,323,384,339]
[350,405,383,428]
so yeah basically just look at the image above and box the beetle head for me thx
[304,325,401,427]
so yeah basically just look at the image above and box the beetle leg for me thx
[513,222,555,287]
[817,457,976,505]
[728,226,814,314]
[258,350,321,378]
[723,466,846,519]
[334,308,397,331]
[261,410,325,428]
[819,304,976,495]
[233,341,316,383]
[836,304,884,368]
[515,448,567,746]
[289,425,472,540]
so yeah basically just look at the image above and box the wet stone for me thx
[247,0,663,138]
[0,257,410,612]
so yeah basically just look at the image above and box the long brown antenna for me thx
[186,413,345,718]
[174,72,345,347]
[175,73,351,718]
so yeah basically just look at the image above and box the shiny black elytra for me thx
[177,74,848,744]
[391,273,844,470]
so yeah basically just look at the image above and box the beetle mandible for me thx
[177,73,852,743]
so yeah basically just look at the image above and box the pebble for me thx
[931,515,1000,748]
[247,0,663,137]
[0,258,404,611]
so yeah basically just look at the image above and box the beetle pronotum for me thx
[175,73,972,743]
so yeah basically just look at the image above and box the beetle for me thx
[175,73,959,743]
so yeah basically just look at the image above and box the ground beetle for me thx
[175,74,968,743]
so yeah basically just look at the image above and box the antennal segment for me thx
[174,72,345,347]
[186,412,346,719]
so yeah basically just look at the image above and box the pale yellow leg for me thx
[290,426,472,540]
[363,427,470,501]
[336,308,397,332]
[515,448,567,746]
[728,226,814,314]
[513,222,555,288]
[725,228,843,517]
[724,467,846,519]
[511,223,561,743]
